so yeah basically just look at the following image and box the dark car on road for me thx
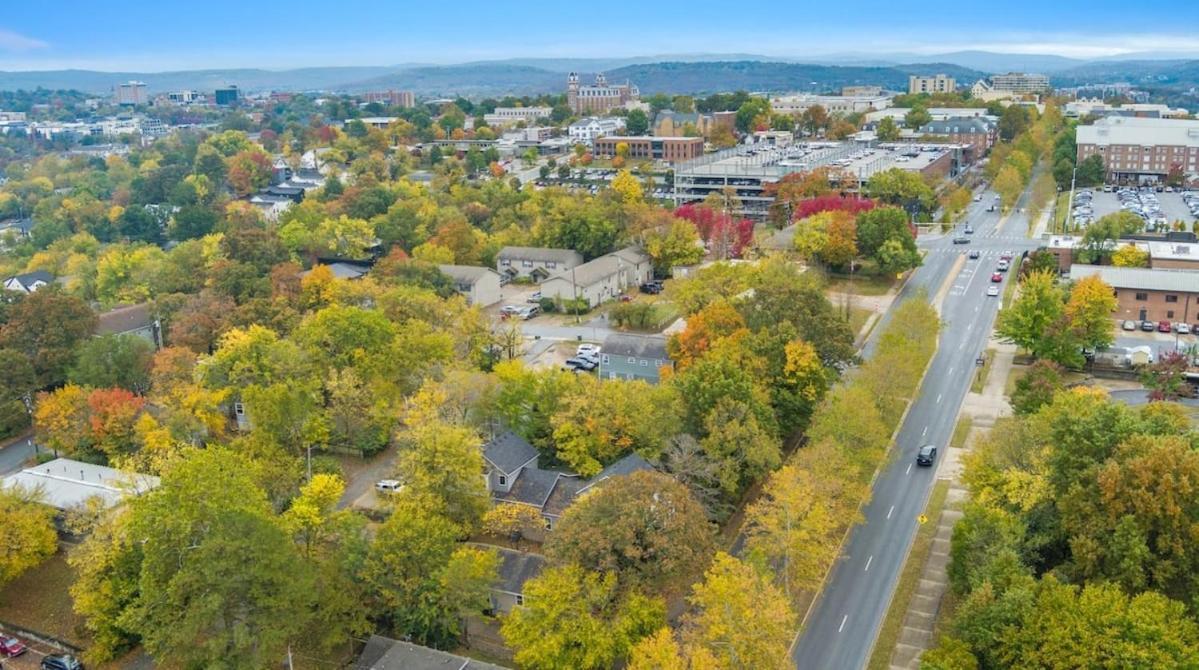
[916,445,937,466]
[968,250,980,259]
[0,636,26,657]
[41,655,83,670]
[952,236,970,244]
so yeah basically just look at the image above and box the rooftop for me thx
[602,333,670,360]
[1076,116,1199,148]
[1,458,159,510]
[355,635,508,670]
[483,430,539,475]
[1145,240,1199,261]
[497,246,583,264]
[1068,264,1199,293]
[437,264,499,284]
[96,303,155,336]
[481,544,546,595]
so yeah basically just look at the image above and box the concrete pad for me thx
[899,626,932,648]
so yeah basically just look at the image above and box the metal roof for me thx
[1,458,159,510]
[1068,264,1199,293]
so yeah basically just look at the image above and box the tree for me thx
[667,299,747,369]
[998,105,1029,141]
[611,169,644,204]
[856,206,918,265]
[801,105,829,136]
[1010,360,1065,415]
[1111,243,1149,268]
[226,148,273,197]
[482,503,547,540]
[1075,154,1105,186]
[1079,211,1143,263]
[1,288,97,386]
[865,170,934,215]
[997,270,1078,366]
[905,106,932,129]
[626,108,650,135]
[34,384,92,457]
[551,377,681,476]
[876,116,901,141]
[993,164,1024,210]
[396,421,488,528]
[0,348,37,437]
[745,464,843,597]
[1064,275,1116,351]
[501,565,665,670]
[644,219,704,274]
[1141,351,1195,402]
[546,471,714,594]
[700,398,782,499]
[68,334,155,393]
[683,552,795,670]
[0,485,57,588]
[628,628,688,670]
[735,98,771,133]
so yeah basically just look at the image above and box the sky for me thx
[4,1,1199,71]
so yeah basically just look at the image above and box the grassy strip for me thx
[970,349,995,394]
[1000,269,1020,311]
[823,273,897,297]
[950,416,974,451]
[865,479,952,670]
[1052,192,1070,234]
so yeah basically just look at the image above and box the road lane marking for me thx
[936,393,943,403]
[905,463,913,475]
[887,505,895,519]
[838,615,848,633]
[948,366,954,375]
[864,555,873,571]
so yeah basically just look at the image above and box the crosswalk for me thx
[924,247,1024,257]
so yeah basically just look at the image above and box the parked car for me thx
[973,194,982,202]
[0,636,26,657]
[639,281,663,294]
[1122,320,1138,331]
[1141,320,1157,332]
[968,250,980,259]
[526,291,542,303]
[991,272,1003,283]
[1158,321,1172,333]
[986,204,996,212]
[952,236,970,244]
[986,285,1000,297]
[41,655,83,670]
[916,444,937,466]
[516,305,540,320]
[1175,323,1192,335]
[500,304,523,315]
[564,357,598,371]
[375,480,403,495]
[577,344,601,357]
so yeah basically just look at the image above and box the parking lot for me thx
[1072,188,1197,230]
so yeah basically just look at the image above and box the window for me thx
[640,359,648,366]
[1167,310,1175,319]
[498,475,507,486]
[1166,295,1178,303]
[234,402,245,416]
[501,259,511,266]
[544,517,553,530]
[601,354,609,364]
[516,594,525,606]
[628,356,636,364]
[522,260,533,267]
[1135,292,1148,301]
[546,261,556,269]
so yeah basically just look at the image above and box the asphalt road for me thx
[791,191,1040,670]
[0,433,36,476]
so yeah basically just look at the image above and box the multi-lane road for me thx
[792,191,1040,670]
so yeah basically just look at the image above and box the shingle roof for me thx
[478,545,546,595]
[497,246,583,265]
[613,246,651,265]
[438,264,499,284]
[96,303,155,336]
[541,476,586,518]
[1068,264,1199,293]
[7,270,52,289]
[578,453,656,496]
[483,431,539,475]
[496,467,570,509]
[601,333,670,360]
[546,254,625,287]
[356,635,508,670]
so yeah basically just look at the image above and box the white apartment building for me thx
[568,116,626,145]
[988,73,1051,94]
[483,106,553,128]
[770,93,893,116]
[115,81,148,106]
[908,74,956,94]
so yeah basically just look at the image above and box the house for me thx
[478,544,545,614]
[598,333,673,384]
[496,246,584,282]
[568,116,625,145]
[483,430,540,495]
[539,247,653,307]
[3,270,52,293]
[1,458,159,512]
[354,635,508,670]
[300,261,370,281]
[0,217,33,245]
[438,264,503,307]
[96,303,162,350]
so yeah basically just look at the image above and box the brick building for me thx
[567,73,639,115]
[918,117,998,154]
[363,90,415,108]
[593,136,703,162]
[1069,264,1199,323]
[1076,116,1199,185]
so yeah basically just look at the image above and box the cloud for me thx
[0,28,48,52]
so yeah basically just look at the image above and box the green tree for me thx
[865,170,935,214]
[1075,154,1105,186]
[997,270,1078,366]
[0,348,37,437]
[998,105,1029,141]
[551,377,681,476]
[68,334,155,393]
[501,564,665,670]
[626,108,650,135]
[396,421,488,528]
[1,288,98,386]
[905,106,932,129]
[1010,360,1065,415]
[876,116,901,141]
[735,98,772,133]
[644,219,704,274]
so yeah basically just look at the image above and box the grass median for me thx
[865,479,951,670]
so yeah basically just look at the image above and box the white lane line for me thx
[905,463,913,475]
[839,615,848,633]
[864,555,873,572]
[922,426,928,437]
[887,505,895,519]
[948,366,954,375]
[936,393,943,403]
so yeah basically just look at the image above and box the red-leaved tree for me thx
[675,204,755,259]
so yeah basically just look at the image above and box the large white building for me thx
[568,116,626,145]
[1076,116,1199,184]
[1064,99,1190,119]
[908,74,956,94]
[988,72,1051,94]
[483,106,553,128]
[770,93,893,116]
[115,81,148,106]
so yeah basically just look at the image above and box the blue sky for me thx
[3,1,1199,70]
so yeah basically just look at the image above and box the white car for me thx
[1176,323,1192,335]
[577,344,601,357]
[986,285,1000,297]
[375,480,404,494]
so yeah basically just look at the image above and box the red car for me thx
[991,272,1003,283]
[1157,321,1172,333]
[0,635,27,657]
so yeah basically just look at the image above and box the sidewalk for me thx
[887,341,1014,669]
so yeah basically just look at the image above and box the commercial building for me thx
[770,93,893,116]
[2,458,159,512]
[970,79,1017,102]
[908,74,956,95]
[1064,99,1190,120]
[652,110,736,137]
[115,81,148,106]
[918,117,998,154]
[214,85,240,106]
[987,72,1051,95]
[842,85,884,97]
[483,106,553,128]
[567,73,639,115]
[592,136,703,163]
[363,90,415,108]
[568,116,625,145]
[866,107,995,125]
[165,90,202,105]
[1068,264,1199,323]
[1076,116,1199,184]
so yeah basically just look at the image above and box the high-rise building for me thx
[988,73,1051,94]
[908,74,956,95]
[567,73,639,115]
[363,90,415,108]
[115,81,148,106]
[214,86,240,106]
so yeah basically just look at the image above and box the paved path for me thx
[0,432,36,476]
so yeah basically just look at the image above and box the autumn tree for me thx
[667,298,747,369]
[551,376,681,476]
[1,287,97,386]
[997,270,1078,366]
[68,333,155,393]
[683,552,795,670]
[1111,243,1149,268]
[0,485,57,588]
[1063,274,1116,351]
[745,464,843,597]
[396,420,488,528]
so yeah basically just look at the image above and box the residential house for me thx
[598,333,673,384]
[496,246,583,282]
[300,260,371,281]
[483,430,540,495]
[539,247,652,307]
[0,217,33,246]
[438,264,503,306]
[354,635,508,670]
[3,270,52,293]
[480,544,545,614]
[96,303,162,350]
[568,116,625,145]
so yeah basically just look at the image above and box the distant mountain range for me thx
[1,51,1198,98]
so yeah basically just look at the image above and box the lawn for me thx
[1005,364,1028,398]
[866,479,951,670]
[0,551,85,645]
[971,349,996,394]
[1052,192,1071,234]
[823,272,897,297]
[846,306,873,340]
[950,416,974,451]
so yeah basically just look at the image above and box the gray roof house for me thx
[3,270,53,293]
[96,303,162,350]
[472,543,546,613]
[438,264,503,307]
[483,430,540,495]
[539,246,654,307]
[300,261,369,280]
[599,333,673,384]
[355,635,508,670]
[496,246,583,282]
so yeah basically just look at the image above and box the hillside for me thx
[603,61,985,94]
[0,66,401,95]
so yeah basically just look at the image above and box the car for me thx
[986,285,1000,297]
[1122,320,1138,331]
[1141,320,1157,332]
[516,305,540,320]
[499,304,523,316]
[619,294,634,302]
[964,225,974,234]
[997,260,1009,272]
[916,444,937,466]
[526,291,542,303]
[952,236,970,244]
[639,281,663,294]
[564,357,598,371]
[577,344,600,357]
[968,250,980,259]
[1175,323,1192,335]
[375,480,403,495]
[1000,250,1014,260]
[973,194,982,202]
[0,636,26,657]
[1158,321,1172,333]
[991,272,1003,283]
[41,654,83,670]
[986,204,996,212]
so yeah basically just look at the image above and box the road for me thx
[792,191,1040,669]
[0,433,36,476]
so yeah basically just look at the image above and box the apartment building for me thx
[770,93,893,116]
[908,74,956,94]
[115,81,148,106]
[918,117,998,154]
[988,72,1051,94]
[592,136,703,163]
[482,106,553,128]
[363,90,415,108]
[567,73,639,115]
[1076,116,1199,184]
[568,116,625,145]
